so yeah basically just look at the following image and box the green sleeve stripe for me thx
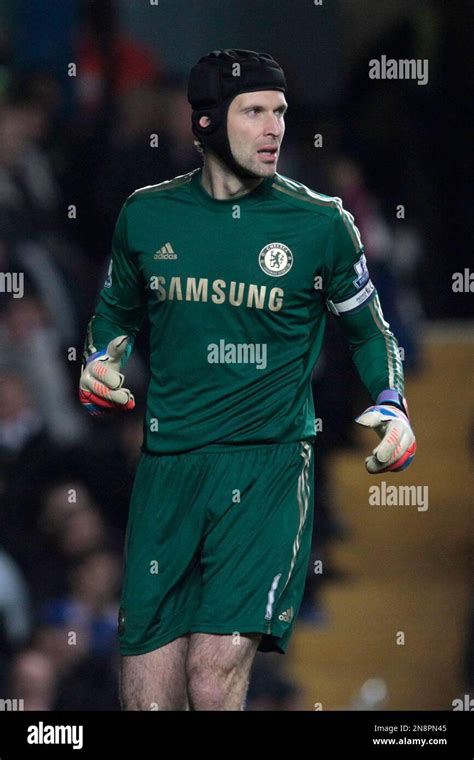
[129,170,196,199]
[368,294,404,391]
[272,177,362,252]
[274,174,342,206]
[338,207,363,253]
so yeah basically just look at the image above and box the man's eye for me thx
[247,108,286,116]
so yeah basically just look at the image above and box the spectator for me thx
[0,298,85,444]
[8,648,58,710]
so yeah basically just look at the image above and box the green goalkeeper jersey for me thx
[83,168,403,454]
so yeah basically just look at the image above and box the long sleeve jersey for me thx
[83,168,403,454]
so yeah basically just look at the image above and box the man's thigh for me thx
[186,632,261,709]
[120,634,190,710]
[186,632,261,673]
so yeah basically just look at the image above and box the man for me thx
[79,49,416,711]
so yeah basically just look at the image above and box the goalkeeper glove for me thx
[79,335,135,416]
[355,390,416,473]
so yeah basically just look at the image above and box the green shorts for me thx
[119,440,314,655]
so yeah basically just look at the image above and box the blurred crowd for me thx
[0,0,445,710]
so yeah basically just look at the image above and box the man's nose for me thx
[264,114,283,137]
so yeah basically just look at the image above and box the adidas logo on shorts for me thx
[278,606,294,623]
[154,243,177,260]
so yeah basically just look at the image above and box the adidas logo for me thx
[278,606,294,623]
[154,243,177,260]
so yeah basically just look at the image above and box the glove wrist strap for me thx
[376,389,409,417]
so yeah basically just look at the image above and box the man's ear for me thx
[199,115,211,129]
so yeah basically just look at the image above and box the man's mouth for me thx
[257,146,278,162]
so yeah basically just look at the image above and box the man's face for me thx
[226,90,287,177]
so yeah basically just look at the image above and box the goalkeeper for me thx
[79,49,416,711]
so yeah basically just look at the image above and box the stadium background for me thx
[0,0,472,710]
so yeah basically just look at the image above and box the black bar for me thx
[0,710,472,757]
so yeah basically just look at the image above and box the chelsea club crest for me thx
[259,243,293,277]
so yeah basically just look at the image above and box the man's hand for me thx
[355,399,416,474]
[79,335,135,416]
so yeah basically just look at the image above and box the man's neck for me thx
[200,156,263,201]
